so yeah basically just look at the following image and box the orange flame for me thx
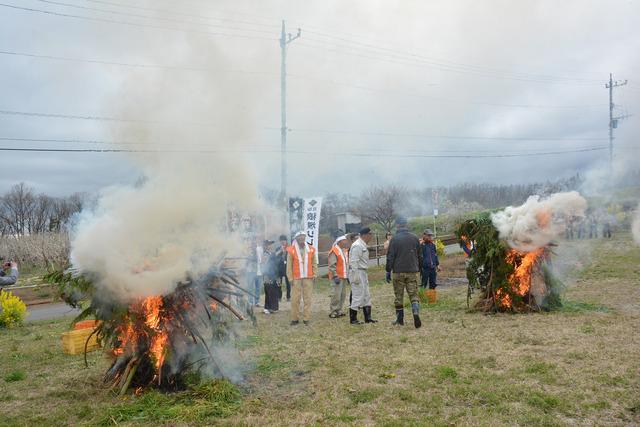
[498,248,545,309]
[113,295,169,373]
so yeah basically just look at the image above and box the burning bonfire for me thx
[456,192,586,312]
[47,258,255,395]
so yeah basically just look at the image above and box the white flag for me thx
[303,197,322,250]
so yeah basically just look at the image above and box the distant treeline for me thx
[0,183,86,236]
[321,172,640,233]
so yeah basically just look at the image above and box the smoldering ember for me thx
[1,2,639,426]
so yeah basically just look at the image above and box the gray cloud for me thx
[0,0,638,197]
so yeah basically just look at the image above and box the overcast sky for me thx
[0,0,638,197]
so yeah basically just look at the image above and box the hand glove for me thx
[385,272,392,283]
[332,276,341,285]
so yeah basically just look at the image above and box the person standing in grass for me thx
[385,217,422,328]
[348,227,377,324]
[274,235,291,301]
[328,235,350,318]
[420,229,441,290]
[286,231,317,326]
[261,240,280,314]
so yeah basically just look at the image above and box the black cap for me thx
[395,215,408,226]
[263,239,274,246]
[359,227,372,236]
[278,234,288,241]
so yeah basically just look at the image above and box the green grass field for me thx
[1,235,639,426]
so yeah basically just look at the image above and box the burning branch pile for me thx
[456,192,586,312]
[47,259,254,395]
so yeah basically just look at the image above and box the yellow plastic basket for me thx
[61,328,100,355]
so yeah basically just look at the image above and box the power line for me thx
[297,38,601,85]
[0,136,606,153]
[2,1,606,86]
[0,142,608,158]
[302,30,601,84]
[0,109,608,142]
[0,109,279,130]
[80,0,280,29]
[33,0,275,36]
[288,127,608,141]
[0,49,278,75]
[0,50,605,110]
[0,3,276,41]
[74,0,601,85]
[286,73,605,109]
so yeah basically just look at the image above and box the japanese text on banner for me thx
[303,197,322,250]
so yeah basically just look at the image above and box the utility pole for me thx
[605,73,627,173]
[279,21,301,208]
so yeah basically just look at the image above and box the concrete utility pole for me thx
[279,21,301,207]
[605,73,627,173]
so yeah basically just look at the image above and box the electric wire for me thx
[0,145,608,158]
[0,3,276,41]
[297,38,601,85]
[74,0,603,85]
[0,50,605,110]
[301,29,601,84]
[80,0,280,29]
[33,0,276,35]
[0,110,608,142]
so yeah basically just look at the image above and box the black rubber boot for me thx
[412,302,422,329]
[393,309,404,325]
[363,306,378,323]
[349,308,363,325]
[413,313,422,329]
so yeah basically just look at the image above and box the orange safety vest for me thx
[287,243,316,279]
[328,245,348,279]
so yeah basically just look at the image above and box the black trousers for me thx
[280,276,291,300]
[264,280,280,312]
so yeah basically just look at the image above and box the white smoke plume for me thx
[71,156,259,302]
[491,191,587,252]
[69,38,267,303]
[632,204,640,246]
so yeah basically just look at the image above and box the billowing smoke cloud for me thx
[69,37,267,302]
[70,156,259,302]
[632,204,640,246]
[491,191,587,252]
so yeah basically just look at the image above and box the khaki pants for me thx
[393,272,420,310]
[291,278,314,321]
[330,278,348,315]
[349,270,371,310]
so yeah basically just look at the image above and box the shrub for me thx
[0,289,28,328]
[435,239,446,258]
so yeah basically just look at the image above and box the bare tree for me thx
[0,183,35,236]
[29,194,54,234]
[320,192,358,235]
[356,185,406,232]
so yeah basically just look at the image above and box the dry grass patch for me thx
[1,235,638,425]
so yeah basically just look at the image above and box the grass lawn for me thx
[1,235,639,426]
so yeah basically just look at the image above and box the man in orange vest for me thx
[286,231,318,326]
[328,235,349,318]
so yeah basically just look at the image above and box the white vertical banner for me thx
[303,197,322,250]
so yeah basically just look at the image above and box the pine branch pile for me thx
[456,212,563,313]
[45,259,254,395]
